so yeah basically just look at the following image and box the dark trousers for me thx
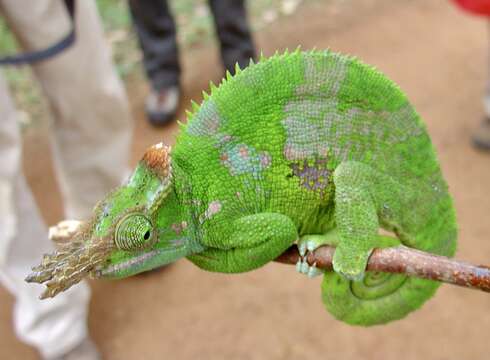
[128,0,256,91]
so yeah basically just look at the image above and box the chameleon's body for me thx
[27,50,457,326]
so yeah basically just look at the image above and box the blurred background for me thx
[1,0,490,359]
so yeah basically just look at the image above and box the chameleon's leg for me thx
[188,212,298,273]
[331,161,394,281]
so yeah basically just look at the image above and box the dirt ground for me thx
[1,1,490,359]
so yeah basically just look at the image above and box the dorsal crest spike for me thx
[141,142,172,179]
[202,90,210,100]
[225,70,233,80]
[177,120,187,132]
[191,100,200,112]
[294,45,302,54]
[259,51,266,61]
[234,62,241,74]
[209,81,218,93]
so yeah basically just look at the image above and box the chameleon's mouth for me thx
[94,248,164,277]
[94,241,187,278]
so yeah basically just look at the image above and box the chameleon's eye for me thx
[114,213,156,251]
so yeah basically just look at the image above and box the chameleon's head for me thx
[26,143,192,299]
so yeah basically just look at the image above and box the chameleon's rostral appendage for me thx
[25,222,112,299]
[188,213,297,273]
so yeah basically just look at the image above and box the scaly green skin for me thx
[27,50,457,326]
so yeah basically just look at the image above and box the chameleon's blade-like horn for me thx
[25,221,112,299]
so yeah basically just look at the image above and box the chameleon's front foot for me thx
[295,235,329,278]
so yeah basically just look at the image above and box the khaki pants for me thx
[0,0,132,358]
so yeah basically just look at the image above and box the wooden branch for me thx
[275,245,490,293]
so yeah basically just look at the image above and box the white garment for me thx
[0,0,132,358]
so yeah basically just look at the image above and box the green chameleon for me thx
[26,49,457,326]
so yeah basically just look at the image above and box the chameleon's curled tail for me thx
[321,271,439,326]
[321,198,457,326]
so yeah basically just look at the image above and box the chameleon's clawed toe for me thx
[295,236,325,278]
[295,256,322,278]
[295,259,302,273]
[306,241,317,253]
[298,241,307,257]
[296,257,308,274]
[307,262,322,278]
[299,257,310,274]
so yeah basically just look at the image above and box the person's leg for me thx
[1,0,131,357]
[472,21,490,150]
[129,0,180,126]
[0,73,91,360]
[129,0,180,91]
[208,0,256,74]
[3,0,133,220]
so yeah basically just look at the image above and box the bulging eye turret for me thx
[114,213,156,251]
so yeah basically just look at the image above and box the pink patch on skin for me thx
[284,145,303,161]
[209,117,219,132]
[239,147,249,158]
[260,153,271,167]
[284,145,294,160]
[171,221,188,235]
[208,201,221,215]
[320,146,329,157]
[171,223,182,235]
[204,200,222,220]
